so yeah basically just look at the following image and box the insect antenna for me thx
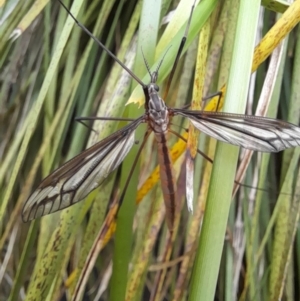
[141,46,171,84]
[57,0,146,88]
[141,48,152,77]
[154,45,172,74]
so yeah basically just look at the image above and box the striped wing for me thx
[22,117,144,222]
[173,110,300,152]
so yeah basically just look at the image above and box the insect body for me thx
[22,1,300,231]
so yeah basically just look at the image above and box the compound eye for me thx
[154,84,159,92]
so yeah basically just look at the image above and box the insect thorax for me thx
[148,84,169,133]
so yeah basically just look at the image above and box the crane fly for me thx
[22,0,300,231]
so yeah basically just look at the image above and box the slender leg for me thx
[202,91,223,111]
[178,91,223,110]
[163,0,197,99]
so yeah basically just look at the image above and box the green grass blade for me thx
[189,0,261,300]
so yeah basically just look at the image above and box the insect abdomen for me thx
[155,133,177,231]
